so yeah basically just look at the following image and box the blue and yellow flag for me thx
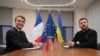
[56,12,64,43]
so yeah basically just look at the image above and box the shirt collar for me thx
[15,26,21,31]
[82,28,89,33]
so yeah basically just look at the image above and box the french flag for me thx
[32,12,44,43]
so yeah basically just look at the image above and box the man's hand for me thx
[33,42,43,47]
[67,41,75,47]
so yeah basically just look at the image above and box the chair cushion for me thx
[0,45,6,55]
[97,43,100,50]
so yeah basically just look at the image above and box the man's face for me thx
[79,19,88,30]
[15,17,25,30]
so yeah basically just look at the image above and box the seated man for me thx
[67,18,97,49]
[5,15,41,54]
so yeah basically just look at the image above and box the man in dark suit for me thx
[5,15,35,53]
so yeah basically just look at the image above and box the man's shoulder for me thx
[88,28,97,33]
[7,27,17,33]
[75,30,82,36]
[87,28,97,36]
[76,30,82,33]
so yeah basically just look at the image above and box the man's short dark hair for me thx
[79,18,88,22]
[15,15,25,22]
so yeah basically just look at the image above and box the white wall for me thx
[74,8,87,35]
[87,0,100,43]
[13,8,36,42]
[39,10,74,26]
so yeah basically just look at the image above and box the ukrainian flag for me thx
[56,12,64,43]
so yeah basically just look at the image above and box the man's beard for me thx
[81,27,88,31]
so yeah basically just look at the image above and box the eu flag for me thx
[41,13,56,43]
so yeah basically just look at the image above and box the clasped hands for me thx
[65,41,75,47]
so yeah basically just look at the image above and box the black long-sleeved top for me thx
[5,27,33,53]
[72,28,97,49]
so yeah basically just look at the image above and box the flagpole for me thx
[49,6,51,13]
[48,7,52,50]
[58,6,60,13]
[37,0,40,12]
[38,7,40,12]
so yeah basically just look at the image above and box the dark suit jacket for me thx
[5,27,33,53]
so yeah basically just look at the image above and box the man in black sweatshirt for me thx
[67,18,97,49]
